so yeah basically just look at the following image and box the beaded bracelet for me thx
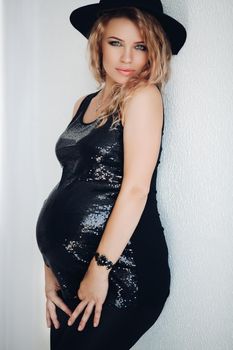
[94,252,114,270]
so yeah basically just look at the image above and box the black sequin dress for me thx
[36,90,170,315]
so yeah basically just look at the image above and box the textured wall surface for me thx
[1,0,233,349]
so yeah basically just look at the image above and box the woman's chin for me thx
[111,75,131,85]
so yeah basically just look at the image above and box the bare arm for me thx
[87,85,164,275]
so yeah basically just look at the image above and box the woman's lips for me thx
[116,68,135,76]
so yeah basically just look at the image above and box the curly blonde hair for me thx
[86,7,172,129]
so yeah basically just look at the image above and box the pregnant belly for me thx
[36,180,118,268]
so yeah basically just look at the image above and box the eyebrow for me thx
[107,36,145,44]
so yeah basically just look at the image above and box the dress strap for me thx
[67,91,100,127]
[67,94,90,127]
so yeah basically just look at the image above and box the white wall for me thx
[1,0,233,349]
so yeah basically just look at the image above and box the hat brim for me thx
[70,4,187,55]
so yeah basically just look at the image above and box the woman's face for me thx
[101,17,149,87]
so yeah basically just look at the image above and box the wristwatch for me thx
[94,252,114,270]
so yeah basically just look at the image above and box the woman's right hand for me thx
[44,264,73,329]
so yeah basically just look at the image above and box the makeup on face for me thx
[107,36,147,52]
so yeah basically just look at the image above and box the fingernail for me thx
[94,322,97,327]
[68,321,71,326]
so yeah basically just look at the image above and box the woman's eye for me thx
[108,41,147,51]
[136,44,147,51]
[108,40,121,46]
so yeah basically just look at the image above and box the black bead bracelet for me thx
[94,252,114,270]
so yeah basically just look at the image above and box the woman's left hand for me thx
[67,258,110,331]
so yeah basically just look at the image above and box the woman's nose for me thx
[120,48,133,63]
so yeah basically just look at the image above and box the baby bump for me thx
[36,182,117,267]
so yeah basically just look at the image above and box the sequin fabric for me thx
[36,91,143,309]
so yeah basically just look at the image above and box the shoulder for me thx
[132,84,162,99]
[71,94,88,119]
[123,84,163,128]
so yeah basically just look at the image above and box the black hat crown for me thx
[98,0,163,14]
[70,0,187,55]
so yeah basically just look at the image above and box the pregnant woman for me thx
[36,1,187,349]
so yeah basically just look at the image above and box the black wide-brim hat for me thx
[70,0,187,55]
